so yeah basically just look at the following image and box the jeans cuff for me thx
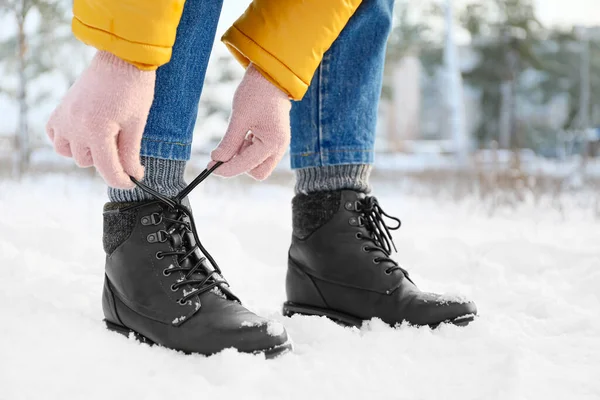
[290,148,374,169]
[141,137,192,161]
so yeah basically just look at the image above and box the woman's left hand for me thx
[209,64,291,180]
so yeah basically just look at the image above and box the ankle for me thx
[107,156,187,202]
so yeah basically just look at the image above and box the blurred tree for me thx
[383,0,443,99]
[460,0,544,148]
[0,0,84,177]
[535,28,600,130]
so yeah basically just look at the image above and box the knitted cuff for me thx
[107,156,187,202]
[294,164,372,195]
[92,51,151,79]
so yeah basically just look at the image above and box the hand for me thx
[210,64,291,180]
[46,51,156,189]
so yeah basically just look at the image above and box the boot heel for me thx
[282,301,362,327]
[104,319,133,337]
[285,258,329,308]
[104,319,156,345]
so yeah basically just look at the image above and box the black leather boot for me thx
[102,166,291,358]
[284,190,477,328]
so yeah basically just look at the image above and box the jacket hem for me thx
[72,18,172,70]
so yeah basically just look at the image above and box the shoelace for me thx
[355,196,409,276]
[121,162,239,305]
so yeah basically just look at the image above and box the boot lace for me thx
[354,196,409,277]
[121,162,239,305]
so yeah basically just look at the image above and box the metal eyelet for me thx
[148,230,169,243]
[150,213,163,225]
[177,299,187,306]
[170,284,178,292]
[355,232,363,240]
[156,252,164,260]
[354,201,364,212]
[373,259,381,265]
[362,245,370,253]
[384,269,392,275]
[162,268,171,276]
[156,230,169,243]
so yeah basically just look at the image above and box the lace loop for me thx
[354,196,408,277]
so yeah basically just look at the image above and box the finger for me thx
[214,141,270,178]
[211,127,253,162]
[53,137,72,158]
[117,120,145,180]
[92,138,134,189]
[46,127,55,142]
[71,143,94,168]
[247,155,280,181]
[208,138,253,171]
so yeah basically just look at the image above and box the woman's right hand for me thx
[46,51,156,189]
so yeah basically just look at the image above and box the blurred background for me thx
[0,0,599,213]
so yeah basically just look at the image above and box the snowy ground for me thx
[0,174,599,400]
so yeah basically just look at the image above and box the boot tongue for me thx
[178,224,212,278]
[174,198,205,274]
[175,216,231,298]
[165,201,235,301]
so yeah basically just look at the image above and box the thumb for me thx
[211,125,252,162]
[117,119,145,180]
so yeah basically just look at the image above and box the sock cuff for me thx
[107,156,187,202]
[295,164,372,195]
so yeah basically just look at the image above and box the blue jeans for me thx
[141,0,394,169]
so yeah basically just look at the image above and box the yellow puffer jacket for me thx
[72,0,362,100]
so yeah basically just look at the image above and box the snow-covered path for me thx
[0,175,599,400]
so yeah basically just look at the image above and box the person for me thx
[47,0,477,358]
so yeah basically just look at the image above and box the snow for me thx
[267,322,286,337]
[0,174,599,400]
[238,320,284,337]
[240,321,261,327]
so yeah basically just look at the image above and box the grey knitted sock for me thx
[107,156,187,202]
[294,164,372,194]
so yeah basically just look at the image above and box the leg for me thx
[290,0,393,193]
[109,0,222,202]
[285,0,478,327]
[102,0,291,357]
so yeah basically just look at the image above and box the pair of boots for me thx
[102,167,477,358]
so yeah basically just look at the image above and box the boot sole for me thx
[104,320,293,359]
[282,301,476,329]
